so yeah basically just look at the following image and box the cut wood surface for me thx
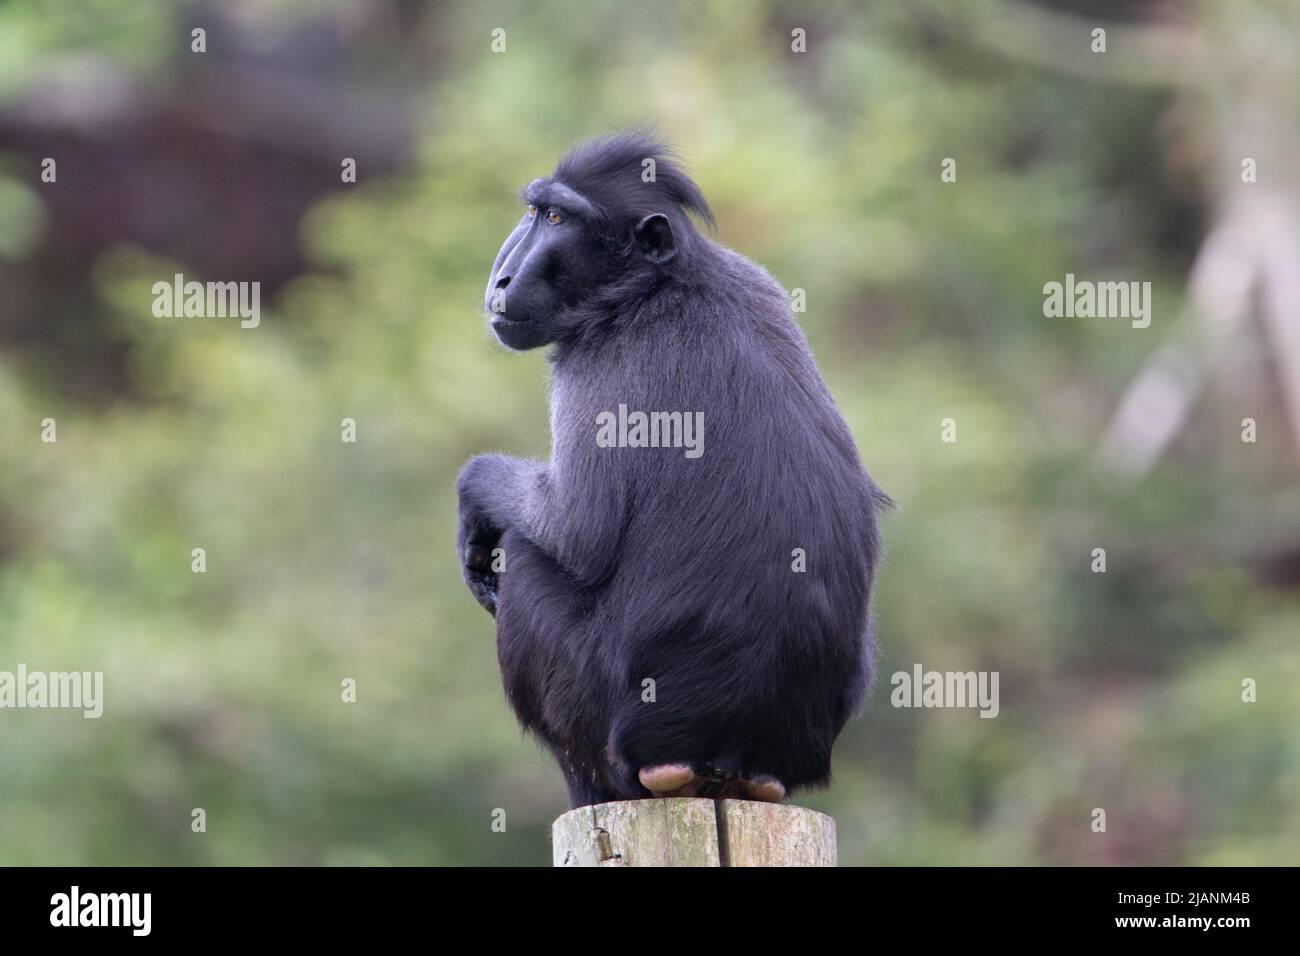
[552,798,836,867]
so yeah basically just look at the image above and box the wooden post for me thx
[552,798,836,867]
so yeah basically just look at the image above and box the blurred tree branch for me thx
[951,0,1300,471]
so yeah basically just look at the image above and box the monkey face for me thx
[484,175,679,350]
[484,179,605,350]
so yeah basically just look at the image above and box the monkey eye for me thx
[527,204,538,219]
[546,209,563,225]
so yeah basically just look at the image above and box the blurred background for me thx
[1,0,1297,866]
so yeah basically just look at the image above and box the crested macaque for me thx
[458,130,885,808]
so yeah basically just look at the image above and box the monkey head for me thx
[483,132,713,350]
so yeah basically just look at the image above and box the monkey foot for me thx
[638,763,696,794]
[737,775,786,803]
[638,764,785,803]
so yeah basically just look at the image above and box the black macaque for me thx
[457,130,886,809]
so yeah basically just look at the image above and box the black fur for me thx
[458,129,885,807]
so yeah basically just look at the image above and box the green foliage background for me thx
[1,0,1297,865]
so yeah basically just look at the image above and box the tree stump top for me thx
[552,798,836,867]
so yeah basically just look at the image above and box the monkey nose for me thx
[485,274,511,315]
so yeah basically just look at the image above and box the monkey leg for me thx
[613,637,795,803]
[563,768,620,809]
[494,529,631,807]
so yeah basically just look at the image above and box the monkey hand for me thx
[461,541,499,617]
[456,494,501,617]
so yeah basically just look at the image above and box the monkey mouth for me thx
[488,312,545,351]
[489,314,530,339]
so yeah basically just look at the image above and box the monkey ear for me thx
[633,213,676,265]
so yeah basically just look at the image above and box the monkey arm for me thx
[457,453,544,546]
[457,452,624,587]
